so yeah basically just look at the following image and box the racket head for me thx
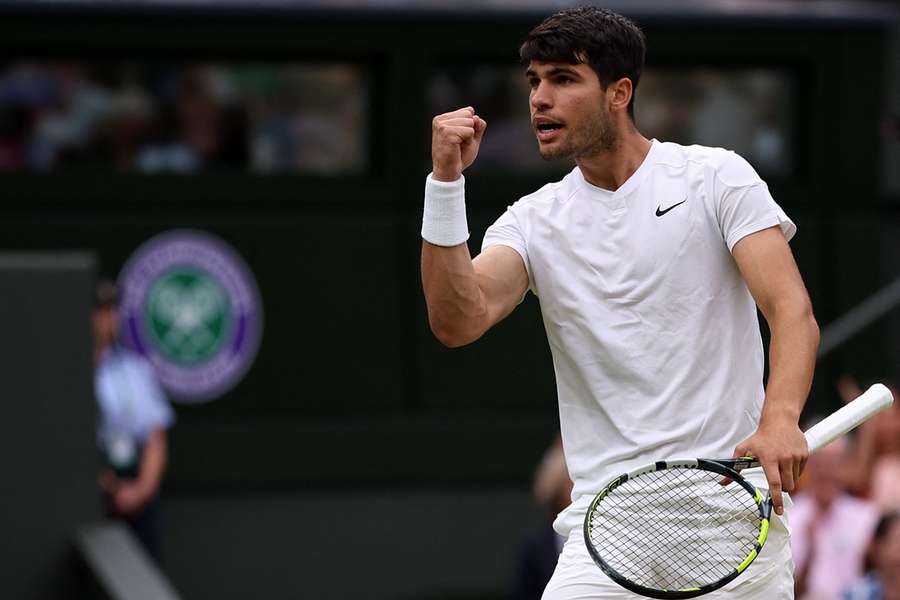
[583,459,772,599]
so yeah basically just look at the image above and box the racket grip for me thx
[804,383,894,453]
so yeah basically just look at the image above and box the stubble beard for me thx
[538,106,617,161]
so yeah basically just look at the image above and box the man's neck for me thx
[576,128,652,192]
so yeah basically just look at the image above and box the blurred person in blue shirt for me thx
[93,279,175,562]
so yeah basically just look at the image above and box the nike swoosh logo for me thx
[655,199,687,217]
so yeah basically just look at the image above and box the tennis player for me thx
[421,7,819,599]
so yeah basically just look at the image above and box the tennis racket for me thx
[583,383,894,599]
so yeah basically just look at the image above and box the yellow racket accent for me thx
[757,518,770,546]
[736,549,758,574]
[736,518,769,574]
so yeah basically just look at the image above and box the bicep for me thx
[473,245,529,328]
[732,226,811,319]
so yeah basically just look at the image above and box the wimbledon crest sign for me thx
[119,230,263,403]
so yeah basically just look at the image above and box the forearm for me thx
[420,170,489,346]
[732,227,818,509]
[761,302,819,427]
[422,109,509,347]
[422,241,488,347]
[135,429,167,499]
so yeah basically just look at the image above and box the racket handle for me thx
[804,383,894,453]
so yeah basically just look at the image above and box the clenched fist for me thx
[431,106,487,182]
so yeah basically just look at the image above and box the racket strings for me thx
[588,467,762,591]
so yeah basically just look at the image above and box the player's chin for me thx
[537,142,568,161]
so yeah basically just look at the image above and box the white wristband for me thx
[422,173,469,247]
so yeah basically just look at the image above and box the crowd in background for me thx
[0,61,365,174]
[793,377,900,600]
[0,60,790,179]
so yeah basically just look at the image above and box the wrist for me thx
[422,173,469,247]
[432,166,462,182]
[131,474,157,499]
[759,404,801,429]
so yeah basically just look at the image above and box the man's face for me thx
[526,60,617,161]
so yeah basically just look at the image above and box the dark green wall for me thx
[162,488,542,600]
[0,253,98,599]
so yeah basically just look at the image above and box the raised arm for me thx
[731,225,820,515]
[423,243,528,347]
[421,106,528,347]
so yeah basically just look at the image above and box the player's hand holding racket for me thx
[729,408,810,516]
[583,384,894,599]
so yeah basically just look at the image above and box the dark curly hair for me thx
[519,7,646,120]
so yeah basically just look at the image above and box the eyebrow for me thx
[525,66,581,79]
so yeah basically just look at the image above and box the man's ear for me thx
[607,77,633,113]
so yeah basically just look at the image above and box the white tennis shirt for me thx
[481,140,796,536]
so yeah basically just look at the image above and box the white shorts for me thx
[542,512,793,600]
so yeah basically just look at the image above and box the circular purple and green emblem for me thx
[118,230,263,403]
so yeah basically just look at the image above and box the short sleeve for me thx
[481,206,533,294]
[714,152,796,252]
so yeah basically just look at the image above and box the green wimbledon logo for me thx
[119,230,263,403]
[146,269,229,365]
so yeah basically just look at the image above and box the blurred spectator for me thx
[0,61,365,174]
[839,377,900,511]
[512,435,573,600]
[792,438,880,600]
[102,87,154,170]
[136,67,248,173]
[93,279,175,562]
[842,512,900,600]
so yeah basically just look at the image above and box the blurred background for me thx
[1,0,898,599]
